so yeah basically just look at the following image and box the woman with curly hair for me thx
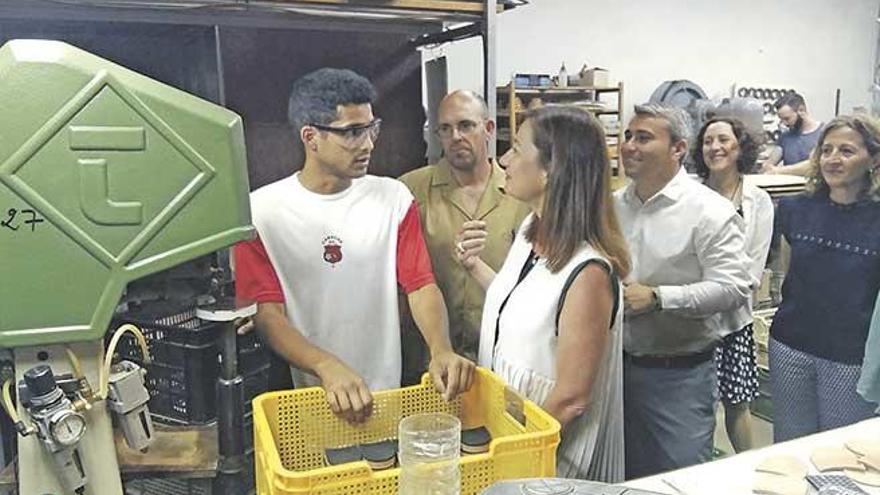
[770,114,880,441]
[692,117,774,452]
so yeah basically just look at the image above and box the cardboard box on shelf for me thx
[580,67,609,87]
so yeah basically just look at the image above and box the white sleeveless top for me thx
[478,215,625,482]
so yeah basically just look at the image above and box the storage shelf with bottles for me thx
[496,80,624,175]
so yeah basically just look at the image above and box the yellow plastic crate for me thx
[253,367,560,494]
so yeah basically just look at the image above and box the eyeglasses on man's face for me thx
[310,118,382,148]
[435,119,482,139]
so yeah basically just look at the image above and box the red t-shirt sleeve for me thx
[397,201,436,294]
[234,236,285,303]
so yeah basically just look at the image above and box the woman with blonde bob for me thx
[456,105,630,481]
[769,114,880,442]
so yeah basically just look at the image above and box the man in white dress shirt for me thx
[614,104,753,479]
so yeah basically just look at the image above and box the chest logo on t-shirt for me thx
[322,235,343,266]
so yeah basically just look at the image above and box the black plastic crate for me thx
[238,344,269,376]
[146,361,218,424]
[113,308,218,363]
[112,306,270,425]
[243,364,270,415]
[242,364,268,458]
[244,412,255,454]
[124,477,212,495]
[113,308,221,424]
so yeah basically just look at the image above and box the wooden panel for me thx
[220,26,428,190]
[115,424,219,478]
[0,20,430,191]
[0,19,220,103]
[0,424,220,488]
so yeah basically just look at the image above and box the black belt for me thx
[624,348,715,369]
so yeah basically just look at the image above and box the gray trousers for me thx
[624,358,718,480]
[769,338,877,442]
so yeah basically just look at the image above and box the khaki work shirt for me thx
[399,159,529,376]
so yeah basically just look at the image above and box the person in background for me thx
[693,117,774,452]
[614,104,752,479]
[762,92,823,176]
[858,290,880,411]
[234,68,474,424]
[398,90,529,384]
[458,106,630,482]
[770,114,880,442]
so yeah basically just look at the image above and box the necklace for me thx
[724,177,742,202]
[709,175,742,203]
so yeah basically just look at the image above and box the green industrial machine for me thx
[0,39,255,494]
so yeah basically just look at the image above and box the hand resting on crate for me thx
[428,350,476,402]
[313,355,374,424]
[407,283,477,401]
[252,302,375,424]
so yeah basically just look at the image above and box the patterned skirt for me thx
[715,323,759,404]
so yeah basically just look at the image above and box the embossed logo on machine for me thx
[70,125,145,226]
[0,71,216,267]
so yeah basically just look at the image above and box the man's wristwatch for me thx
[651,287,662,311]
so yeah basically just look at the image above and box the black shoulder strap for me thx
[493,249,539,350]
[554,259,620,334]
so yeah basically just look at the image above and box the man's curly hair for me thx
[287,68,376,132]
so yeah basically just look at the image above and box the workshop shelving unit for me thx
[497,80,625,175]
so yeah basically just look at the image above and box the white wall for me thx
[434,0,879,124]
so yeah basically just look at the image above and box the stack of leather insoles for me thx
[325,439,399,470]
[753,440,880,494]
[323,427,493,469]
[753,455,809,495]
[842,437,880,487]
[461,426,491,455]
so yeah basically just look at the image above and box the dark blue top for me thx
[771,193,880,364]
[779,126,822,165]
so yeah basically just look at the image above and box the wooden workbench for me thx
[0,423,219,489]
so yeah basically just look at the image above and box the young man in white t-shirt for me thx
[234,68,474,423]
